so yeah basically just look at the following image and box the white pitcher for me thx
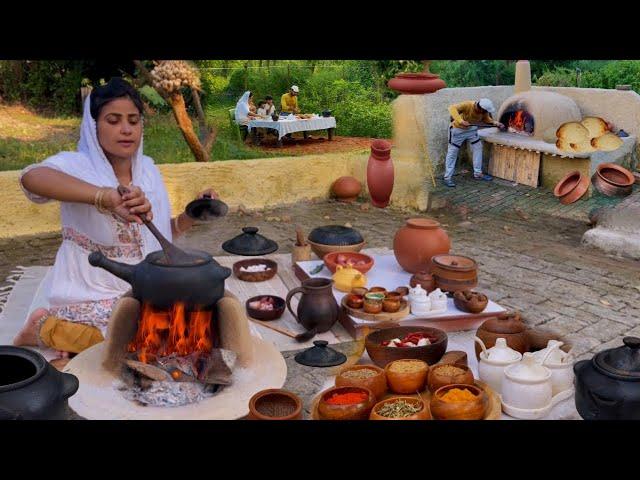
[475,337,522,395]
[533,340,574,396]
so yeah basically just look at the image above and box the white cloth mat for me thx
[248,116,336,139]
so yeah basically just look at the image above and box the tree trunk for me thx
[167,92,210,162]
[191,87,208,144]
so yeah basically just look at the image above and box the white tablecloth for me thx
[248,116,336,140]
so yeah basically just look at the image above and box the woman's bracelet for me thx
[94,188,110,214]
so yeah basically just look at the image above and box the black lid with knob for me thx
[185,195,229,221]
[594,337,640,381]
[221,227,278,256]
[294,340,347,367]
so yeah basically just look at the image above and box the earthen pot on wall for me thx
[387,62,446,95]
[393,218,450,274]
[474,312,530,360]
[367,139,394,208]
[332,176,362,203]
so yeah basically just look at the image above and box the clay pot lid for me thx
[308,225,364,246]
[504,353,551,382]
[406,218,441,229]
[479,312,526,334]
[431,254,477,271]
[593,337,640,380]
[294,340,347,367]
[221,227,279,256]
[185,196,229,221]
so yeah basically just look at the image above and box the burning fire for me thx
[507,110,532,135]
[128,302,213,364]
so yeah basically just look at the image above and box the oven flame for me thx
[128,302,214,363]
[509,110,527,131]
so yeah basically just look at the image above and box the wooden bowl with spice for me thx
[233,258,278,282]
[430,384,488,420]
[365,326,448,368]
[317,386,376,420]
[370,396,431,420]
[247,389,303,420]
[335,365,388,400]
[427,363,475,393]
[385,359,429,394]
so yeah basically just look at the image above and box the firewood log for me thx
[198,348,237,385]
[125,359,173,382]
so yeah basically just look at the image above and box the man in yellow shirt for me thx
[444,98,504,187]
[281,85,300,114]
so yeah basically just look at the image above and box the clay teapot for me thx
[474,311,530,360]
[332,264,367,293]
[286,278,340,342]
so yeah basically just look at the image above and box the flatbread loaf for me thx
[591,132,623,151]
[556,122,589,144]
[581,117,608,139]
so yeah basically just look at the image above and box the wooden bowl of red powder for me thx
[317,386,376,420]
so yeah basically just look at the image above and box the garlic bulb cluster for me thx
[150,60,201,93]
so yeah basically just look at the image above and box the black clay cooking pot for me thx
[0,346,79,419]
[574,336,640,420]
[89,249,231,310]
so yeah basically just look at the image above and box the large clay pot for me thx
[393,218,450,274]
[367,139,394,208]
[387,72,446,95]
[474,312,530,360]
[430,254,478,293]
[286,278,340,342]
[332,176,362,203]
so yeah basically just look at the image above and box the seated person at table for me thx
[12,78,218,357]
[281,85,300,114]
[235,91,261,126]
[257,96,276,117]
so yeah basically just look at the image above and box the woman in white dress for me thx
[234,91,262,126]
[13,78,218,357]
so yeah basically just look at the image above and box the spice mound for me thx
[434,365,464,376]
[382,331,437,348]
[240,264,270,273]
[248,296,277,311]
[440,387,477,403]
[325,391,369,405]
[342,368,378,379]
[388,360,427,374]
[376,399,422,418]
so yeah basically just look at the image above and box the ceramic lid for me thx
[431,254,477,271]
[308,225,364,246]
[185,196,229,221]
[406,218,440,229]
[485,338,522,363]
[294,340,347,368]
[594,337,640,380]
[221,227,279,256]
[505,353,551,382]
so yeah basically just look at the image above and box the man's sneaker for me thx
[474,173,493,181]
[444,178,456,188]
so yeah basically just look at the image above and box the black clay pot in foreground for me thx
[0,346,79,419]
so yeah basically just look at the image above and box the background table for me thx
[247,116,336,145]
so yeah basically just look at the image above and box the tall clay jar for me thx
[393,218,451,274]
[367,139,394,208]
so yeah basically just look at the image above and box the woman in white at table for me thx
[234,91,262,126]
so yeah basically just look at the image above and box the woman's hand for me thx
[102,186,153,224]
[196,188,219,200]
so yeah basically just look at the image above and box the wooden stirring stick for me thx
[248,318,298,339]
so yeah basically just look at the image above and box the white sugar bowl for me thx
[533,340,574,396]
[502,352,553,410]
[428,288,448,311]
[475,337,522,395]
[408,285,431,315]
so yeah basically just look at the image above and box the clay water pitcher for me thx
[474,312,530,360]
[286,278,340,342]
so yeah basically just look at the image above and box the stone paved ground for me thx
[2,177,640,362]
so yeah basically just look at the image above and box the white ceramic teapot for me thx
[408,284,431,315]
[502,352,553,411]
[428,288,448,311]
[475,337,522,395]
[532,340,574,396]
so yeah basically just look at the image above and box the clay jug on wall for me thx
[367,139,394,208]
[393,218,450,274]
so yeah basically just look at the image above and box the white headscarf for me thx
[21,93,173,257]
[234,91,252,124]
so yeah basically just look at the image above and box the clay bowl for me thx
[233,258,278,282]
[317,386,376,420]
[323,251,374,274]
[351,287,369,296]
[370,396,431,420]
[306,240,366,259]
[368,286,387,295]
[430,384,488,420]
[453,290,488,314]
[248,389,303,420]
[385,359,430,394]
[382,297,401,313]
[427,363,475,393]
[592,172,631,197]
[345,293,364,309]
[365,326,448,368]
[596,163,635,187]
[245,295,286,321]
[553,171,589,205]
[335,365,388,400]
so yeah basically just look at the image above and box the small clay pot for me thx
[382,298,401,313]
[317,386,376,420]
[369,286,387,295]
[427,364,475,393]
[332,176,362,203]
[346,294,364,309]
[351,287,369,296]
[248,389,303,420]
[410,271,436,292]
[475,311,529,360]
[335,365,387,400]
[363,297,383,314]
[385,359,429,394]
[453,290,488,314]
[430,384,487,420]
[395,286,410,297]
[554,171,589,205]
